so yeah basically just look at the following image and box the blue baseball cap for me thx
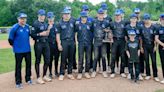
[18,13,27,18]
[114,9,121,15]
[128,30,136,35]
[143,13,151,20]
[101,3,108,10]
[134,8,140,13]
[120,9,125,14]
[82,5,89,11]
[160,14,164,19]
[47,12,54,19]
[38,9,46,16]
[97,8,104,14]
[61,8,71,14]
[80,11,88,17]
[130,13,137,18]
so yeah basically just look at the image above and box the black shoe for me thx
[55,72,59,77]
[134,79,140,84]
[49,74,53,79]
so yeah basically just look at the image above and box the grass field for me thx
[0,33,8,40]
[0,47,36,74]
[0,47,162,74]
[155,89,164,92]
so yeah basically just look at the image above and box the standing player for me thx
[31,9,52,84]
[155,14,164,84]
[8,13,32,89]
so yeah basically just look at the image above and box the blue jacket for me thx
[8,23,31,53]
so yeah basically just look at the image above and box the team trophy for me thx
[102,27,113,43]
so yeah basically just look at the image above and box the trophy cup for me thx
[102,27,113,43]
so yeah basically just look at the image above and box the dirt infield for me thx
[0,65,164,92]
[0,40,164,92]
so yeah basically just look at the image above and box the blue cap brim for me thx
[144,18,150,20]
[81,16,87,17]
[115,14,121,16]
[102,7,108,10]
[47,16,54,19]
[18,15,27,18]
[61,12,70,14]
[130,16,137,18]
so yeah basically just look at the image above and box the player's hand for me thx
[127,55,130,58]
[138,51,140,56]
[39,31,48,36]
[141,47,144,54]
[48,24,53,30]
[162,43,164,48]
[58,44,63,51]
[104,29,110,32]
[153,46,156,52]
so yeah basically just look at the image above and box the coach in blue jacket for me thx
[8,13,32,89]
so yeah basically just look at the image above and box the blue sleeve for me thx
[8,25,17,40]
[8,24,18,46]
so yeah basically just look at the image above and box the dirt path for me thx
[0,65,164,92]
[0,40,164,92]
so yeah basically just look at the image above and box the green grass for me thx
[0,33,8,40]
[0,47,35,74]
[0,46,162,74]
[156,51,161,67]
[155,89,164,92]
[0,26,11,28]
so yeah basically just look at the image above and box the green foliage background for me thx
[0,0,163,26]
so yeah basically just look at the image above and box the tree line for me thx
[0,0,163,27]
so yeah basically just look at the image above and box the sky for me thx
[68,0,148,5]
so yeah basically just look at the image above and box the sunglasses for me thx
[135,12,140,14]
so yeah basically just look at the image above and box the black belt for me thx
[113,37,124,40]
[36,39,48,43]
[62,38,74,41]
[49,42,56,44]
